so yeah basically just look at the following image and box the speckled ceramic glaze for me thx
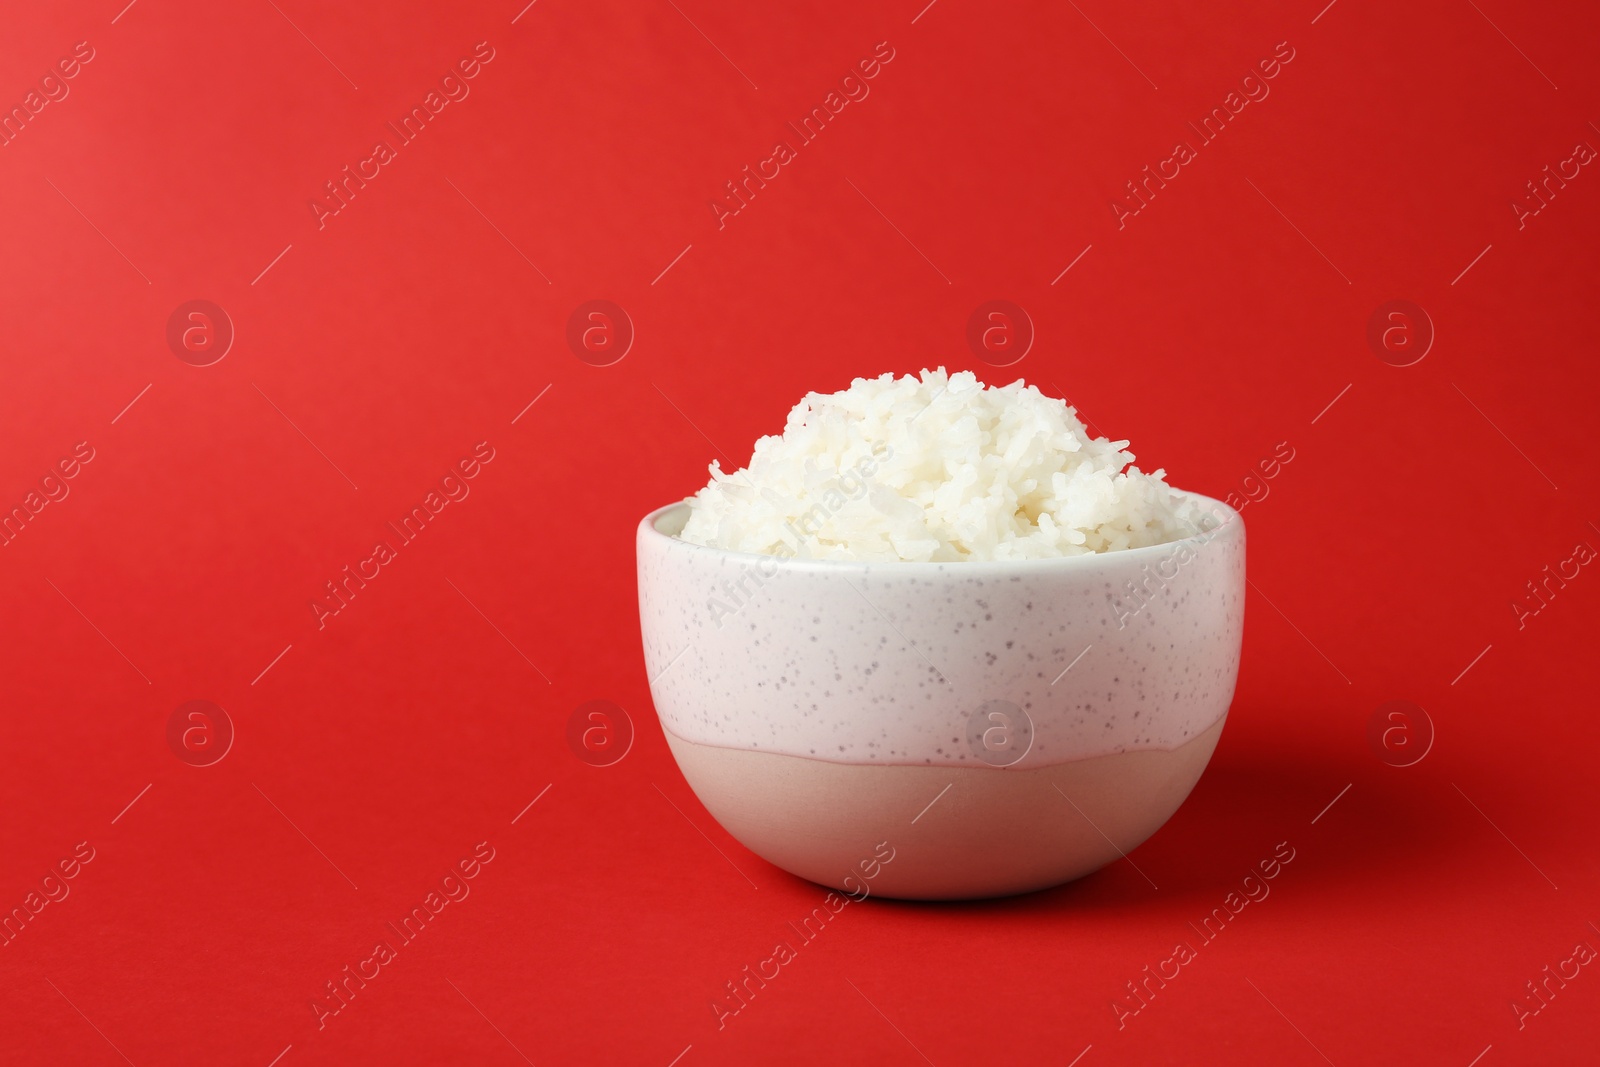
[638,492,1245,899]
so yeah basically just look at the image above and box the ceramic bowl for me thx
[637,492,1244,900]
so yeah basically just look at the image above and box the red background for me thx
[2,0,1597,1063]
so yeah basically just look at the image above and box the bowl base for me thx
[664,717,1225,901]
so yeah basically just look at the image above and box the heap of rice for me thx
[677,369,1206,562]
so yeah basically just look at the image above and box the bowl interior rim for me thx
[639,488,1242,575]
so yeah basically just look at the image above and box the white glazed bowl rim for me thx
[639,488,1242,575]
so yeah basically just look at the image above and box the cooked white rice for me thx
[677,369,1207,562]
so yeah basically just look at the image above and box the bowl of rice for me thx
[638,369,1244,900]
